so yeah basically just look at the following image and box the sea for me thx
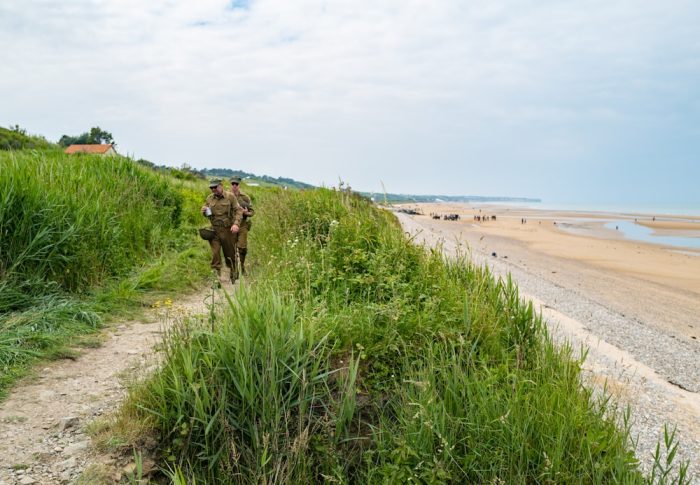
[473,200,700,217]
[465,200,700,251]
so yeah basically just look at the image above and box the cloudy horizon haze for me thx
[2,0,699,206]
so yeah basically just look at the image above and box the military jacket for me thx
[237,192,254,220]
[228,191,254,225]
[206,192,242,227]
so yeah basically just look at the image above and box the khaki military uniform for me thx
[229,190,254,275]
[205,192,243,280]
[234,192,254,249]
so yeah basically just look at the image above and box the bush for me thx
[129,186,656,483]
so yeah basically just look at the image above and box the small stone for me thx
[60,470,72,482]
[122,462,137,475]
[19,477,36,485]
[63,440,89,456]
[57,457,76,470]
[58,417,79,432]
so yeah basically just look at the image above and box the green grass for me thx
[0,126,54,151]
[120,187,688,483]
[0,149,213,397]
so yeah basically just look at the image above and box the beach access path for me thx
[0,281,239,485]
[396,204,700,481]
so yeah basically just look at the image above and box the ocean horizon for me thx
[468,200,700,217]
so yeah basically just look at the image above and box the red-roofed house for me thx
[64,144,117,156]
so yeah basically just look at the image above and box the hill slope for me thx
[0,126,55,150]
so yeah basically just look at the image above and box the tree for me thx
[58,126,115,147]
[87,126,114,144]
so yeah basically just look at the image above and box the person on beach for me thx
[201,179,242,283]
[229,176,254,275]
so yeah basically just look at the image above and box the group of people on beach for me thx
[200,177,254,283]
[430,212,461,221]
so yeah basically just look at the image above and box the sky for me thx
[1,0,699,205]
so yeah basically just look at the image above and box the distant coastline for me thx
[380,194,700,217]
[471,200,700,217]
[365,192,541,204]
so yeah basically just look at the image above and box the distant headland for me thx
[363,192,541,204]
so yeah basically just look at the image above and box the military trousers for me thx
[237,221,251,249]
[209,225,238,276]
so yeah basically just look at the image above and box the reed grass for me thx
[0,149,211,396]
[121,186,689,482]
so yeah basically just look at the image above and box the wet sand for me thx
[396,203,700,341]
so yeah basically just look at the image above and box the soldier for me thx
[229,176,254,275]
[201,179,243,283]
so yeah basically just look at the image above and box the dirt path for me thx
[0,283,234,485]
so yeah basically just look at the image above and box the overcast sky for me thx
[2,1,699,205]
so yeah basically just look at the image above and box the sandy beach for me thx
[398,203,700,339]
[395,202,700,479]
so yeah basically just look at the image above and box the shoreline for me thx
[396,202,700,295]
[394,207,700,480]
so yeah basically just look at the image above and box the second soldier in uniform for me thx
[229,176,254,275]
[201,179,243,283]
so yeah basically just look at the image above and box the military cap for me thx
[208,178,222,188]
[230,176,242,184]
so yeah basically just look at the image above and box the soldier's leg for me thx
[210,238,222,275]
[237,226,248,275]
[220,230,238,282]
[238,248,247,275]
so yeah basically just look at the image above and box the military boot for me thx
[238,248,247,276]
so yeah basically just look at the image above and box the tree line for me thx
[58,126,114,147]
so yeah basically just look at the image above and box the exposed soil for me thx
[0,281,236,485]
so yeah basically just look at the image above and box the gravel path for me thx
[397,212,700,482]
[0,284,234,485]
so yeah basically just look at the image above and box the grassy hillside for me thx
[202,168,315,189]
[111,187,685,483]
[0,150,212,395]
[0,126,55,151]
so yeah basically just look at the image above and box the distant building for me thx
[64,144,117,156]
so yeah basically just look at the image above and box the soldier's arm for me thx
[229,194,243,227]
[245,196,254,217]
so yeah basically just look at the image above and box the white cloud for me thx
[2,0,699,202]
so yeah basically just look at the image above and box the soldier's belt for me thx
[212,220,232,227]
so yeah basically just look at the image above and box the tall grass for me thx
[134,289,359,482]
[0,149,210,396]
[0,150,183,296]
[120,186,691,483]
